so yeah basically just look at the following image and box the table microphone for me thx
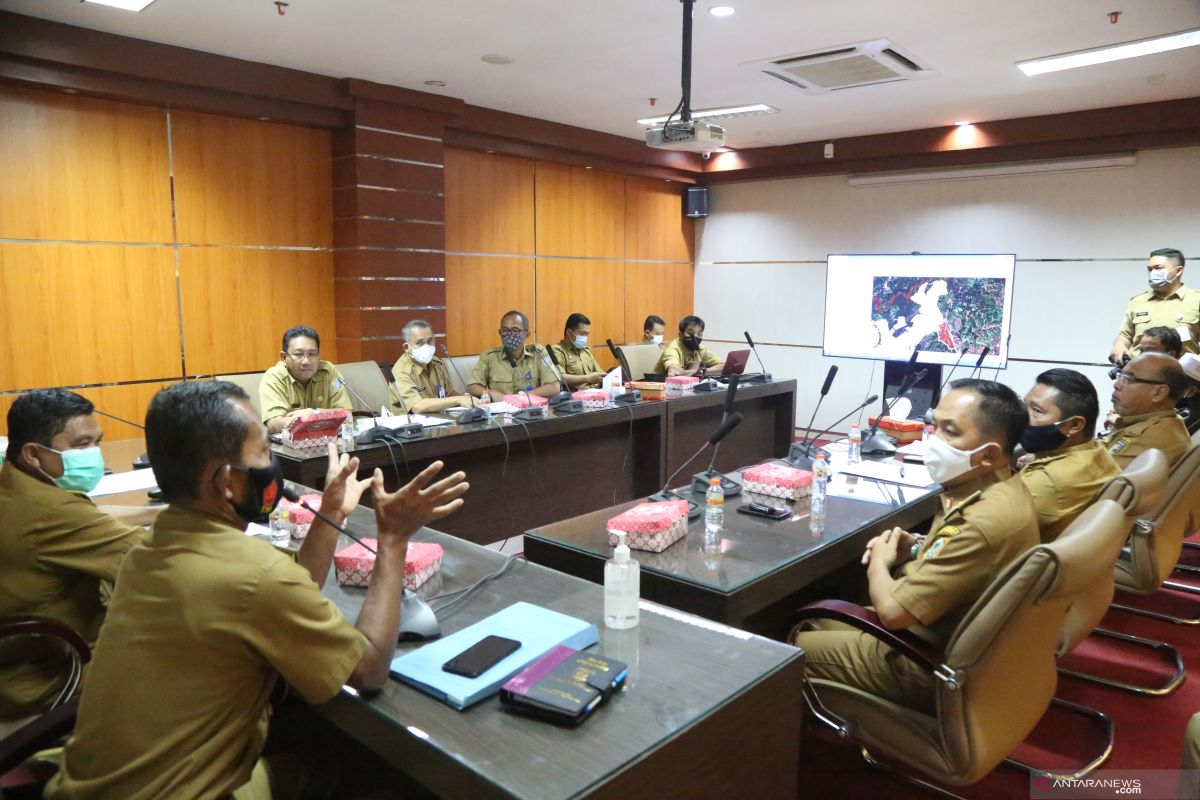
[650,411,744,518]
[90,408,153,470]
[792,365,838,462]
[383,387,425,441]
[937,346,971,397]
[335,378,407,445]
[788,393,878,469]
[691,374,742,495]
[540,346,583,414]
[742,331,773,383]
[966,345,990,380]
[861,369,927,455]
[440,344,489,425]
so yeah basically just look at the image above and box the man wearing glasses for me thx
[1102,352,1191,468]
[260,325,352,434]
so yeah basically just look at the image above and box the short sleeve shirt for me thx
[891,468,1039,648]
[258,360,352,422]
[548,340,603,389]
[388,353,453,412]
[1119,286,1200,355]
[47,506,368,800]
[1101,409,1191,468]
[470,346,557,395]
[1019,439,1121,543]
[0,461,142,719]
[655,338,723,374]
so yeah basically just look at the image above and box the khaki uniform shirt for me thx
[258,360,352,423]
[47,506,367,800]
[655,338,723,374]
[0,461,141,720]
[548,340,603,389]
[891,468,1039,649]
[388,353,454,412]
[1019,440,1121,543]
[470,346,557,396]
[1119,285,1200,355]
[1102,409,1191,468]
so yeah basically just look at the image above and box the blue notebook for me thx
[390,602,599,710]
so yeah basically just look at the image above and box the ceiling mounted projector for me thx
[646,120,726,152]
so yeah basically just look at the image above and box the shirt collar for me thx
[1112,408,1179,428]
[939,464,1005,512]
[0,458,77,499]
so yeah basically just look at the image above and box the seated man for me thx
[642,314,666,347]
[260,325,352,434]
[548,313,607,389]
[388,318,477,414]
[1103,352,1191,468]
[793,379,1038,713]
[468,310,559,400]
[1137,325,1183,358]
[47,381,468,799]
[1017,369,1120,543]
[0,389,159,722]
[655,315,725,377]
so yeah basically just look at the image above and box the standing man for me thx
[548,313,607,389]
[655,315,725,377]
[260,325,352,434]
[793,379,1038,712]
[1017,369,1120,543]
[469,310,559,400]
[642,315,666,347]
[1103,352,1192,468]
[1110,248,1196,364]
[389,319,477,414]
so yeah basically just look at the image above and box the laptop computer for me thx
[718,349,751,378]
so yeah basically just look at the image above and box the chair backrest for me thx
[335,361,391,413]
[1093,448,1168,517]
[1120,444,1200,591]
[215,373,264,417]
[620,343,664,381]
[443,354,480,394]
[937,500,1127,783]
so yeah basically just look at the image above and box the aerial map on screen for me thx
[870,276,1007,355]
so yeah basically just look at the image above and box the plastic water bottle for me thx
[810,453,829,531]
[848,424,862,464]
[604,532,640,629]
[705,477,725,535]
[270,508,291,546]
[339,417,355,451]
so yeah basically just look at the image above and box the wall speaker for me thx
[684,185,709,218]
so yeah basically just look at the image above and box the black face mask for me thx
[224,454,284,524]
[1019,420,1071,455]
[682,335,703,351]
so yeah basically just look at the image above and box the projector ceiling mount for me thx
[645,0,726,152]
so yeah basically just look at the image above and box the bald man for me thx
[1102,353,1192,468]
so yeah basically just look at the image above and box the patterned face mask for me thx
[501,331,526,352]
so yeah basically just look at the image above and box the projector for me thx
[645,120,725,152]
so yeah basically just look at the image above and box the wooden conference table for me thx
[315,499,805,800]
[273,380,797,545]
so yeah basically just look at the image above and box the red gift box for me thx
[665,375,700,396]
[281,409,350,450]
[503,393,549,409]
[278,493,321,540]
[742,463,812,501]
[571,390,608,409]
[333,539,444,589]
[866,415,924,443]
[606,500,689,553]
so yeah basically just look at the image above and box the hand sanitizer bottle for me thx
[604,531,640,629]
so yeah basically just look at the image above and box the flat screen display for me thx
[822,253,1016,369]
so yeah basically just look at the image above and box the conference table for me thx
[273,380,797,545]
[524,460,940,636]
[314,497,805,800]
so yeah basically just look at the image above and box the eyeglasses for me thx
[1114,370,1166,387]
[287,350,320,360]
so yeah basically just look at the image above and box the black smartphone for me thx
[737,502,791,521]
[441,635,521,678]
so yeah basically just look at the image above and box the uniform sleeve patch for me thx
[1109,437,1130,455]
[925,538,948,559]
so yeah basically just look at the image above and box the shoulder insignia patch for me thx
[1109,437,1131,455]
[925,538,948,559]
[935,525,961,538]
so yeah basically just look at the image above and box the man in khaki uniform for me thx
[47,381,468,800]
[1017,369,1120,543]
[260,325,352,433]
[794,379,1038,713]
[1110,248,1197,363]
[468,310,559,399]
[548,312,607,389]
[655,315,725,376]
[642,314,666,347]
[0,389,159,721]
[388,319,476,414]
[1103,352,1192,468]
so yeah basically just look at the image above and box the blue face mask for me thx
[572,334,588,349]
[42,445,106,493]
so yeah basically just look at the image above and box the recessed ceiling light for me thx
[481,54,514,65]
[1017,26,1200,76]
[954,120,972,127]
[636,103,777,126]
[82,0,158,10]
[424,80,447,87]
[709,6,735,17]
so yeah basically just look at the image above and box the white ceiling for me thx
[5,0,1200,148]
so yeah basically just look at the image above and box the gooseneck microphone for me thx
[650,411,745,518]
[541,346,583,414]
[691,374,742,495]
[861,369,927,455]
[742,331,773,383]
[380,384,425,441]
[337,377,405,445]
[792,365,838,463]
[788,394,879,469]
[440,344,489,425]
[92,408,151,470]
[967,345,991,380]
[937,346,971,396]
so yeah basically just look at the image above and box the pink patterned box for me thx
[503,393,549,409]
[606,500,689,553]
[279,493,322,540]
[572,390,608,409]
[742,463,813,500]
[281,409,350,450]
[334,539,444,589]
[665,375,700,396]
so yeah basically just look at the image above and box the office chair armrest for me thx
[790,599,944,675]
[0,617,91,665]
[0,700,79,775]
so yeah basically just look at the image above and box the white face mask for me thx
[652,333,664,345]
[923,435,992,486]
[1148,266,1179,288]
[410,344,435,365]
[572,335,588,349]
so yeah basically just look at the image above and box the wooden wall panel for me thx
[0,381,176,443]
[444,256,534,356]
[179,249,336,377]
[535,258,625,369]
[625,177,695,263]
[0,244,180,392]
[622,262,695,344]
[172,111,332,247]
[534,162,625,259]
[444,149,535,255]
[0,87,172,243]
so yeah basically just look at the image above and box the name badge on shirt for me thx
[437,383,445,398]
[524,371,533,382]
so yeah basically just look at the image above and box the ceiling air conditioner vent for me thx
[741,39,939,95]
